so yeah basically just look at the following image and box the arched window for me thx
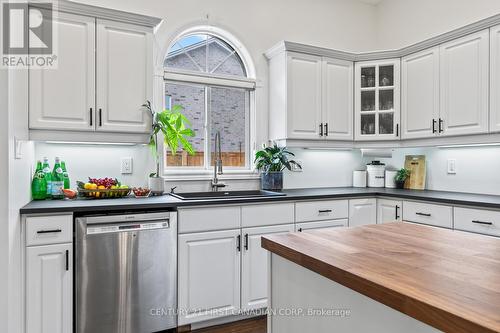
[163,30,255,172]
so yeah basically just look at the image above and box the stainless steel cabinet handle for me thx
[438,118,444,133]
[396,124,399,137]
[319,123,323,136]
[432,119,437,133]
[395,205,400,219]
[471,220,493,226]
[416,212,431,217]
[244,233,249,251]
[324,123,328,136]
[318,209,332,213]
[236,235,241,252]
[298,228,303,232]
[99,108,102,127]
[37,229,62,234]
[89,108,93,126]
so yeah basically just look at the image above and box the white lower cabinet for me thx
[241,224,294,311]
[403,201,453,229]
[26,243,72,333]
[178,229,241,325]
[377,199,403,224]
[349,198,377,227]
[454,207,500,237]
[296,219,347,232]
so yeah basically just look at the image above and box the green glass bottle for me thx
[61,161,70,189]
[31,161,47,200]
[42,157,52,199]
[51,157,64,199]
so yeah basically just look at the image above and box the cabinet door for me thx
[490,25,500,133]
[377,199,402,224]
[296,219,347,232]
[178,229,240,325]
[96,19,153,133]
[26,243,72,333]
[355,60,401,141]
[401,48,440,139]
[349,198,377,227]
[322,57,353,140]
[440,30,489,136]
[286,52,322,139]
[241,224,294,311]
[29,12,95,131]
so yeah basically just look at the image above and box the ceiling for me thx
[356,0,384,5]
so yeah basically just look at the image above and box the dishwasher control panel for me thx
[87,221,169,235]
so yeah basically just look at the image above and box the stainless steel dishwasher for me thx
[76,211,177,333]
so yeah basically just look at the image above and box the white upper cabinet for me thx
[286,52,323,139]
[401,47,440,139]
[96,19,153,133]
[439,30,489,136]
[267,49,353,142]
[29,12,95,131]
[355,59,401,141]
[322,57,354,140]
[490,25,500,133]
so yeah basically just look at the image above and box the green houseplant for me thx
[254,144,301,191]
[395,168,410,189]
[143,101,195,194]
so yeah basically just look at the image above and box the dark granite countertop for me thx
[19,187,500,215]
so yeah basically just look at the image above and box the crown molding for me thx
[29,0,162,27]
[266,12,500,62]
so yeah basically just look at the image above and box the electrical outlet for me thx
[447,159,457,174]
[291,160,303,172]
[121,157,133,174]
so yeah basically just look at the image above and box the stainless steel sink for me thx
[169,190,286,201]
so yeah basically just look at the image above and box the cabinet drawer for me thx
[241,203,294,227]
[296,219,347,232]
[454,207,500,237]
[178,206,240,233]
[403,201,453,228]
[26,214,73,246]
[295,200,348,222]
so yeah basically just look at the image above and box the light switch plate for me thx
[121,157,133,174]
[447,159,457,174]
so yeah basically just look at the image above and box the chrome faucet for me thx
[211,131,226,191]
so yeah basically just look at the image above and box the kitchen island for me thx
[262,223,500,333]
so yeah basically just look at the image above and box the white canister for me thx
[385,170,397,188]
[353,170,367,188]
[366,161,386,188]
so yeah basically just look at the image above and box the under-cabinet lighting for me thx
[437,143,500,149]
[302,147,354,151]
[45,141,137,146]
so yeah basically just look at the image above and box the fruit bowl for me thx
[77,178,131,199]
[133,187,151,198]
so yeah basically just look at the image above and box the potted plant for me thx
[254,144,301,191]
[395,168,410,189]
[143,101,195,195]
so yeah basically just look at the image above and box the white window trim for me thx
[161,27,257,180]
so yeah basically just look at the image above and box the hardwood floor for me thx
[173,316,267,333]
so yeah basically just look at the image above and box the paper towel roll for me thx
[353,170,367,188]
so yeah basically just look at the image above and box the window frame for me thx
[161,31,257,180]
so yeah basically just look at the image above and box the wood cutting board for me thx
[404,155,426,190]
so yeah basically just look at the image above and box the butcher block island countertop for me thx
[262,223,500,333]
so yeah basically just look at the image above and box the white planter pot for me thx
[148,176,165,195]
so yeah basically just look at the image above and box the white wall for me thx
[375,0,500,50]
[0,68,8,333]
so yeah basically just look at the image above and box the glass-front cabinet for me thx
[355,59,400,141]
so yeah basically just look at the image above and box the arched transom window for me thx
[163,31,255,173]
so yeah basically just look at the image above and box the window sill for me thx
[162,169,260,181]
